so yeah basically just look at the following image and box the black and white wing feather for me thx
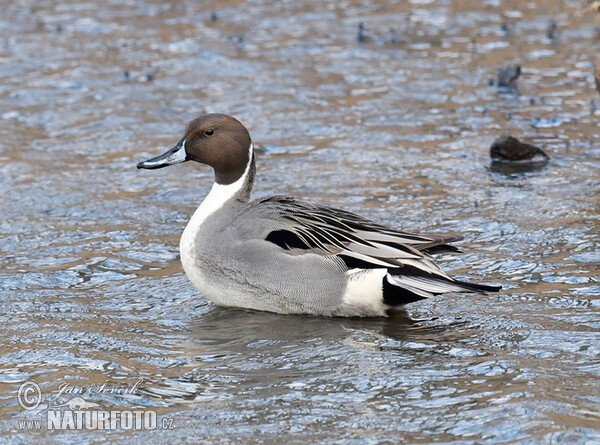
[253,196,499,304]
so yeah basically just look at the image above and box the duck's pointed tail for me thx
[382,266,501,307]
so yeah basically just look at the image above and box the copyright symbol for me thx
[18,381,41,410]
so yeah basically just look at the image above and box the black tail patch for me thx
[382,275,428,306]
[382,266,501,307]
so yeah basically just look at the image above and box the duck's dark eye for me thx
[205,129,214,136]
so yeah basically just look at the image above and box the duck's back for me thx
[180,198,349,315]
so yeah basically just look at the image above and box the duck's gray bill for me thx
[137,138,189,169]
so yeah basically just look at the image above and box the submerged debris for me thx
[123,68,156,83]
[493,65,521,89]
[546,19,558,41]
[357,22,370,43]
[228,34,244,45]
[490,135,549,173]
[500,21,514,36]
[356,23,403,45]
[595,60,600,94]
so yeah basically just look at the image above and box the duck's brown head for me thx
[137,114,252,185]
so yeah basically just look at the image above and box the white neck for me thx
[180,144,254,251]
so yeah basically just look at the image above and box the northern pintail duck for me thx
[137,114,500,317]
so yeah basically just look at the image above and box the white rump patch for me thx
[339,268,388,316]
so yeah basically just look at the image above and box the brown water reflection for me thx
[1,0,599,442]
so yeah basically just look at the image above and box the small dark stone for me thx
[357,22,369,43]
[500,22,516,36]
[546,19,558,41]
[228,34,244,44]
[210,11,218,22]
[144,73,153,82]
[496,65,521,88]
[124,70,130,80]
[56,24,63,33]
[490,135,549,172]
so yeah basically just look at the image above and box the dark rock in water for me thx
[356,22,402,45]
[490,135,549,173]
[210,11,218,22]
[491,135,548,162]
[357,22,369,43]
[546,19,558,41]
[228,34,244,45]
[500,21,516,36]
[496,65,521,88]
[595,60,600,94]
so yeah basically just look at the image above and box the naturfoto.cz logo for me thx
[17,380,174,431]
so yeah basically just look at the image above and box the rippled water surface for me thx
[1,0,600,442]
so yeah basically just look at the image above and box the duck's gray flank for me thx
[137,113,500,317]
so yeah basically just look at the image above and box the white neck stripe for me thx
[183,143,254,233]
